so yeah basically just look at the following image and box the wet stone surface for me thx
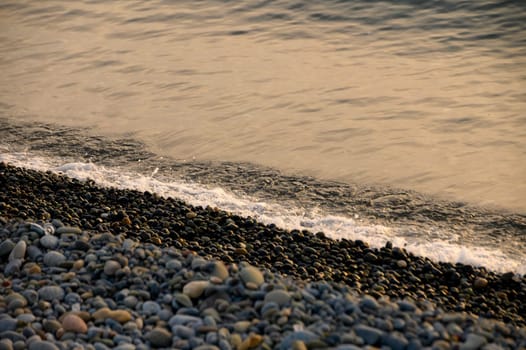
[0,162,525,328]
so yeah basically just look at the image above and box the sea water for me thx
[1,0,525,273]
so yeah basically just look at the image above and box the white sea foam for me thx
[1,152,525,275]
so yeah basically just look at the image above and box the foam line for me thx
[1,152,524,275]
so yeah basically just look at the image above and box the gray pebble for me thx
[359,295,379,311]
[173,325,194,339]
[354,324,383,345]
[40,235,59,249]
[264,289,291,306]
[382,332,409,350]
[459,333,487,350]
[0,332,24,344]
[141,301,161,316]
[8,240,26,261]
[278,330,318,350]
[16,314,36,323]
[104,260,121,276]
[43,251,66,267]
[4,259,22,276]
[0,239,15,257]
[123,295,138,308]
[38,286,65,301]
[26,245,43,260]
[0,318,17,332]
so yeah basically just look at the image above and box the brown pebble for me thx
[92,307,132,324]
[396,260,408,268]
[73,260,84,270]
[292,340,308,350]
[62,314,88,333]
[473,277,488,289]
[239,333,263,350]
[186,211,197,219]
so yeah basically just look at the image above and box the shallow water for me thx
[1,119,525,274]
[1,0,525,212]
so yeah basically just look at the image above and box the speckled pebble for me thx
[38,285,65,301]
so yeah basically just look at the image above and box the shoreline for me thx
[1,162,525,328]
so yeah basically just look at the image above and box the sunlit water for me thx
[1,0,526,273]
[1,0,525,213]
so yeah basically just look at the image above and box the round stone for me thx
[473,277,488,289]
[211,261,229,281]
[146,327,172,347]
[62,314,88,333]
[239,265,264,288]
[396,260,408,268]
[0,239,15,257]
[104,260,121,276]
[142,301,161,316]
[43,251,66,267]
[40,235,59,249]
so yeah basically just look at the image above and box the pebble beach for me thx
[1,162,526,350]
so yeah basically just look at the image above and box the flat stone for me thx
[398,300,417,312]
[172,325,194,339]
[168,315,201,327]
[62,314,88,333]
[359,295,379,311]
[239,265,264,288]
[56,226,82,235]
[28,341,59,350]
[0,331,24,343]
[0,318,17,332]
[459,333,487,350]
[264,290,291,306]
[382,333,409,350]
[92,307,132,324]
[173,293,193,308]
[278,330,318,350]
[43,251,66,267]
[38,286,65,301]
[8,240,26,261]
[146,327,172,347]
[354,325,383,345]
[16,313,36,323]
[183,281,209,298]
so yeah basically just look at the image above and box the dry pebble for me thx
[0,217,524,349]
